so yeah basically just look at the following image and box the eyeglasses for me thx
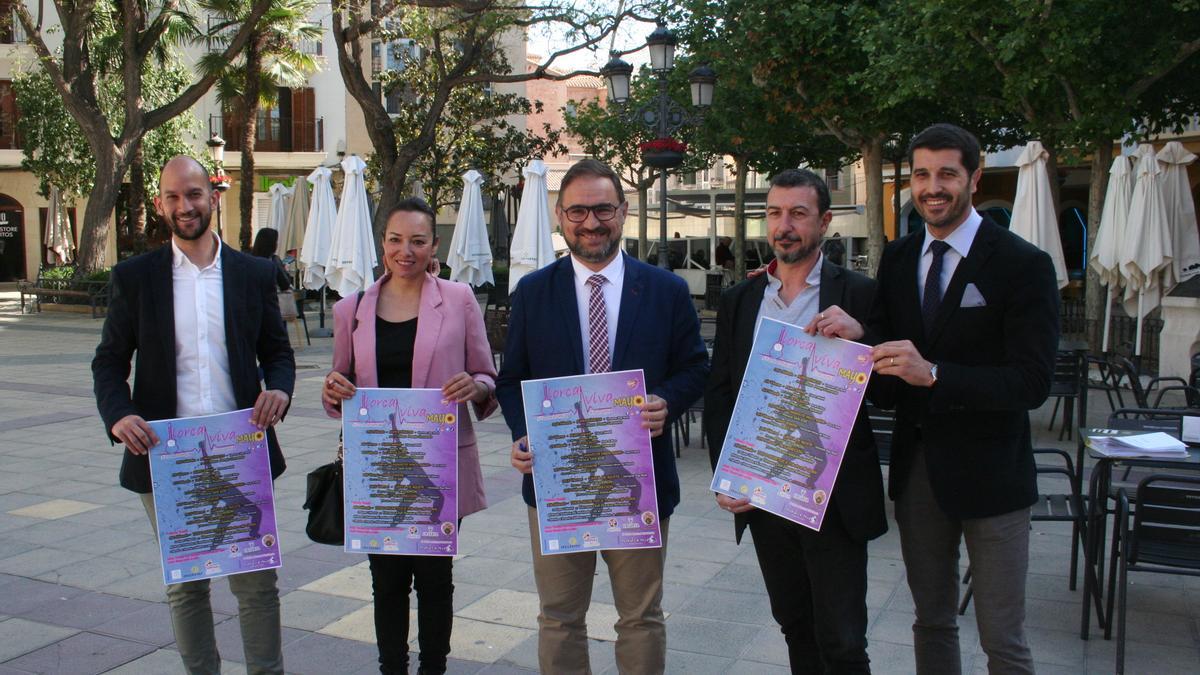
[561,203,621,223]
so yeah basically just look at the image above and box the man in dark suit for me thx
[93,156,295,675]
[829,125,1058,674]
[704,169,887,673]
[496,159,709,674]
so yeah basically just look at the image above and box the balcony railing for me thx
[209,114,324,153]
[2,8,27,44]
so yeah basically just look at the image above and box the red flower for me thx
[639,138,688,153]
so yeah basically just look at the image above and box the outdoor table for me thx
[1077,421,1200,640]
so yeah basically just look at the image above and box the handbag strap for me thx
[348,290,364,381]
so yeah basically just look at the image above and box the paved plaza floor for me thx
[0,291,1197,673]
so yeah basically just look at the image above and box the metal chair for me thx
[865,403,895,466]
[1107,356,1196,410]
[1048,350,1084,440]
[1107,475,1200,674]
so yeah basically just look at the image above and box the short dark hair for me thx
[907,123,981,175]
[557,159,625,205]
[383,197,438,238]
[768,168,831,214]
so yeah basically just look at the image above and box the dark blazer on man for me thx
[495,254,710,519]
[867,218,1059,519]
[92,244,296,493]
[704,261,888,544]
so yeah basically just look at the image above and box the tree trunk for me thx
[75,147,124,275]
[637,173,650,261]
[893,154,903,241]
[238,39,264,251]
[130,143,146,235]
[861,137,884,277]
[1085,140,1114,348]
[733,155,748,280]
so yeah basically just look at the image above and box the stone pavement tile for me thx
[59,505,146,528]
[1120,606,1200,648]
[5,519,99,548]
[703,562,767,595]
[1023,572,1082,604]
[458,588,625,642]
[1024,627,1085,669]
[211,617,308,663]
[968,654,1081,675]
[274,555,346,593]
[867,554,907,583]
[472,535,533,563]
[728,659,789,674]
[279,589,369,632]
[675,587,773,626]
[0,577,85,616]
[0,495,48,513]
[661,615,759,657]
[20,589,152,630]
[34,555,157,591]
[451,581,494,613]
[861,639,918,674]
[49,528,152,557]
[453,555,528,588]
[3,631,155,674]
[661,649,736,674]
[288,542,364,565]
[454,529,503,557]
[91,603,181,648]
[316,604,375,643]
[497,567,538,596]
[99,568,173,603]
[475,663,537,675]
[0,618,79,662]
[299,561,373,601]
[497,634,615,673]
[1024,597,1088,630]
[1121,577,1200,616]
[737,624,789,667]
[101,648,185,674]
[663,535,742,564]
[659,582,703,614]
[445,617,534,664]
[1082,634,1200,674]
[866,575,899,611]
[867,609,982,657]
[0,539,38,562]
[279,633,380,675]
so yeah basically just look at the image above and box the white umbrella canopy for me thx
[44,186,74,266]
[325,155,377,297]
[280,174,309,258]
[1121,143,1173,355]
[266,182,291,238]
[1010,141,1068,289]
[300,166,337,290]
[1091,155,1134,352]
[1156,141,1200,289]
[447,169,495,287]
[508,160,556,293]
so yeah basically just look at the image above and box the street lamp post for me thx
[602,20,715,269]
[207,132,230,241]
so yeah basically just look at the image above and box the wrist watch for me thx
[929,363,939,385]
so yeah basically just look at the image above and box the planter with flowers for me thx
[210,172,231,192]
[640,138,687,169]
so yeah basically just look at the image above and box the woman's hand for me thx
[442,372,488,403]
[322,371,356,408]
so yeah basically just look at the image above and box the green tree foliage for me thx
[200,0,321,250]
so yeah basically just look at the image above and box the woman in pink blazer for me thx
[322,197,497,675]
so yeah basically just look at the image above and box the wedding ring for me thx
[890,357,896,366]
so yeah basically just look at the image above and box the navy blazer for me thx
[92,244,296,493]
[704,262,887,544]
[867,218,1059,519]
[495,254,710,519]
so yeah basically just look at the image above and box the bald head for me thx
[160,155,212,192]
[155,155,217,242]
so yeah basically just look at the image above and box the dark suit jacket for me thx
[92,244,296,493]
[495,254,710,519]
[704,262,888,544]
[867,218,1059,519]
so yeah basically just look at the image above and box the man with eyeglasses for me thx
[496,159,709,673]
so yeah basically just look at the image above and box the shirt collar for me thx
[922,207,982,259]
[570,250,624,286]
[172,232,223,271]
[765,253,824,291]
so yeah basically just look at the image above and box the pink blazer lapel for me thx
[411,274,444,389]
[352,281,382,387]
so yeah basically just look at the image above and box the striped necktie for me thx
[587,274,610,373]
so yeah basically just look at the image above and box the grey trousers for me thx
[141,492,283,675]
[894,449,1034,675]
[527,507,670,675]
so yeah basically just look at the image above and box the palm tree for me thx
[200,0,321,249]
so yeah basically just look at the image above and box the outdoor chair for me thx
[1047,349,1085,440]
[672,401,705,457]
[1108,356,1196,411]
[865,403,895,466]
[483,304,510,370]
[1106,475,1200,674]
[1086,355,1126,413]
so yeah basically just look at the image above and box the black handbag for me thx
[302,291,363,545]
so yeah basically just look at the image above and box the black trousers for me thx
[367,553,454,674]
[747,510,871,674]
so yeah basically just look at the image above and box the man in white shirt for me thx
[93,156,294,674]
[495,159,709,673]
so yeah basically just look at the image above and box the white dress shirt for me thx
[172,235,237,417]
[759,253,824,329]
[918,207,982,302]
[570,252,624,374]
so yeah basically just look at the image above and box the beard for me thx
[165,210,213,241]
[566,226,620,264]
[916,192,971,231]
[772,235,820,265]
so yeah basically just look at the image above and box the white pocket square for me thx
[960,283,987,308]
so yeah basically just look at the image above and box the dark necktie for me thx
[587,274,610,373]
[922,240,951,331]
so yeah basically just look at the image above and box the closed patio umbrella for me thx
[447,169,494,287]
[508,159,555,293]
[1121,144,1173,355]
[1010,141,1068,289]
[325,155,377,298]
[266,182,290,237]
[1091,155,1134,352]
[1156,141,1200,289]
[279,175,309,258]
[300,166,336,291]
[44,186,74,266]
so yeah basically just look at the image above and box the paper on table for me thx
[1109,432,1187,451]
[1087,435,1189,459]
[1183,416,1200,444]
